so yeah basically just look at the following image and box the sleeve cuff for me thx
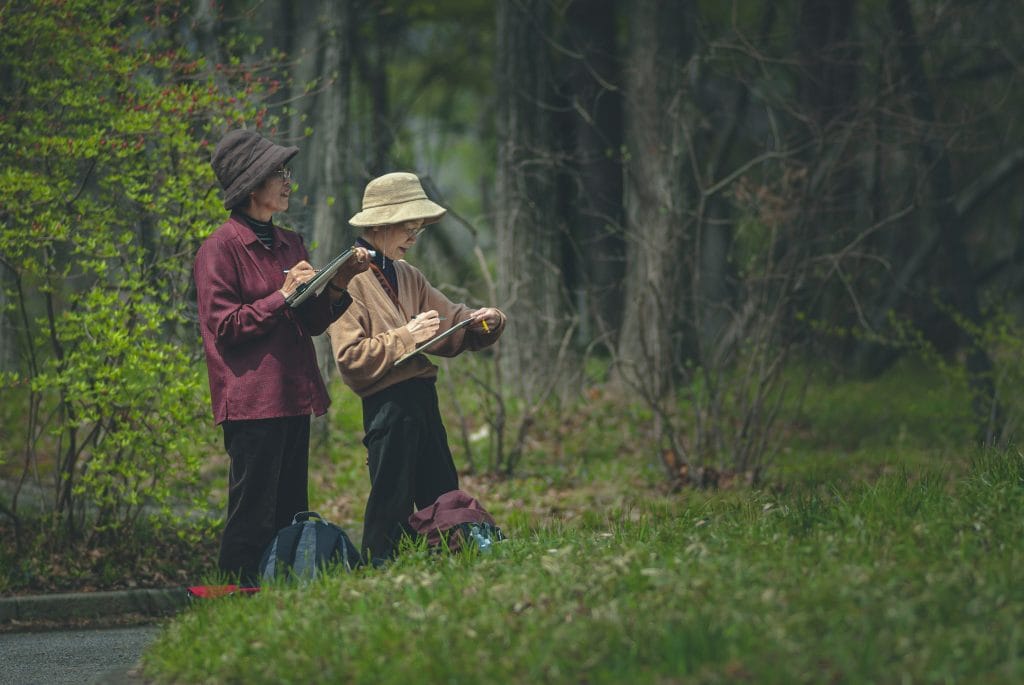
[262,289,288,314]
[396,324,417,352]
[330,291,353,316]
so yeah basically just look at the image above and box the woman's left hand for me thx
[470,307,500,334]
[331,247,373,291]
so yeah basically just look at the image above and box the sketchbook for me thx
[395,317,474,366]
[286,247,360,308]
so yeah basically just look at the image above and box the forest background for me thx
[2,0,1024,597]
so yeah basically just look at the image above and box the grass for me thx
[775,357,977,488]
[142,451,1024,684]
[137,358,1024,684]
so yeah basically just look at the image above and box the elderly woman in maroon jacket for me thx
[194,129,370,585]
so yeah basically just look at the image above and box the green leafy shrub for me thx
[0,1,271,546]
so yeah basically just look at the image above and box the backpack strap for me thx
[315,524,345,572]
[273,522,305,573]
[292,511,321,524]
[285,512,324,576]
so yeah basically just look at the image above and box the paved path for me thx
[0,587,186,684]
[0,625,161,684]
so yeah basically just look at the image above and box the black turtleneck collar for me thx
[357,236,397,294]
[236,212,275,249]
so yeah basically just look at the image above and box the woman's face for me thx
[368,219,426,260]
[248,167,292,220]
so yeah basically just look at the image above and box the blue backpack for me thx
[258,511,361,584]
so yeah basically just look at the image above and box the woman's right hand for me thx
[280,260,316,298]
[406,310,441,343]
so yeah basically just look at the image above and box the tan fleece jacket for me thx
[328,260,505,398]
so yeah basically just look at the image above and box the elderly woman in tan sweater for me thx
[328,172,505,564]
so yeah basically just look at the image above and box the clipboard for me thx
[395,317,474,366]
[286,247,359,308]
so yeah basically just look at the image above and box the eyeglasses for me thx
[273,167,293,182]
[405,225,426,239]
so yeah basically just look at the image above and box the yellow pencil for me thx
[482,319,490,333]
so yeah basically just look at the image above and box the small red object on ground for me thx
[186,585,260,600]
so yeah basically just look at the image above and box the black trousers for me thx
[218,415,310,584]
[360,378,459,562]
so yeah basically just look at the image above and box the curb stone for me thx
[0,587,189,624]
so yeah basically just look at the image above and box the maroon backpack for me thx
[408,489,505,552]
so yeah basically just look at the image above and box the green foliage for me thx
[796,357,974,449]
[0,512,221,595]
[0,1,266,540]
[957,306,1024,442]
[847,301,1024,445]
[142,448,1024,684]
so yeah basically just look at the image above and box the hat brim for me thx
[349,198,447,228]
[222,144,299,209]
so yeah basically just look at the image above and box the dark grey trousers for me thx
[218,415,310,584]
[360,378,459,563]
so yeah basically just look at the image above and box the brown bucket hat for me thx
[349,172,447,228]
[211,129,299,209]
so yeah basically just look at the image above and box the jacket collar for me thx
[229,212,271,247]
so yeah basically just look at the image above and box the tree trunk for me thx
[564,0,625,351]
[797,0,857,130]
[0,267,12,371]
[887,0,1000,442]
[245,1,355,445]
[795,0,864,362]
[495,0,570,400]
[691,4,776,364]
[306,1,355,386]
[616,0,693,398]
[353,5,397,176]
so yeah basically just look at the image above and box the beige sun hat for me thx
[349,172,447,228]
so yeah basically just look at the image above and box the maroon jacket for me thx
[194,215,347,424]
